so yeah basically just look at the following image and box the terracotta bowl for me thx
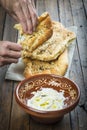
[15,74,80,124]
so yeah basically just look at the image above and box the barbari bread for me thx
[23,49,68,78]
[30,21,76,61]
[14,12,53,57]
[14,12,76,78]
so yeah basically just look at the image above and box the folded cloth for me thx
[5,26,77,81]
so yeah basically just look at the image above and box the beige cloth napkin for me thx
[5,26,77,81]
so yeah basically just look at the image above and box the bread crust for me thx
[14,13,76,78]
[23,49,68,78]
[14,12,53,57]
[30,21,76,61]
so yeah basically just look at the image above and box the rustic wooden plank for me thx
[83,0,87,16]
[10,83,30,130]
[3,14,17,42]
[0,66,8,84]
[58,0,74,26]
[70,106,87,130]
[70,0,87,110]
[36,0,46,15]
[53,114,71,130]
[69,108,79,130]
[0,6,7,84]
[58,0,86,130]
[0,6,6,40]
[0,0,87,130]
[0,80,13,130]
[70,0,87,81]
[69,46,86,130]
[30,115,71,130]
[69,45,86,106]
[45,0,59,21]
[69,0,87,130]
[30,118,52,130]
[56,1,85,130]
[76,106,87,130]
[37,0,59,21]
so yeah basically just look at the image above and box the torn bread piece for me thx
[30,21,76,61]
[14,12,53,57]
[23,49,68,78]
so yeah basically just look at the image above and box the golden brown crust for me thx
[14,13,76,78]
[23,49,68,78]
[14,12,53,57]
[30,21,76,61]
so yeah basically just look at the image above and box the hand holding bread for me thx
[14,12,76,78]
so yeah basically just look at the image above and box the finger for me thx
[27,0,38,31]
[19,0,33,34]
[0,49,21,59]
[0,56,19,66]
[11,13,18,22]
[14,3,28,33]
[7,50,21,59]
[0,42,22,59]
[7,42,22,51]
[31,0,35,8]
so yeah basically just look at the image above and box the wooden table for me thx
[0,0,87,130]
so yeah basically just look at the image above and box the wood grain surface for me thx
[0,0,87,130]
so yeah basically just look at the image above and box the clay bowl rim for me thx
[15,74,80,115]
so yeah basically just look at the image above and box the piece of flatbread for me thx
[23,49,68,78]
[14,12,53,57]
[30,21,76,61]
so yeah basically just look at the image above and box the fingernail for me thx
[18,44,22,49]
[33,27,36,32]
[29,30,33,34]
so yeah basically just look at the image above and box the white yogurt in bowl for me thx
[27,88,66,111]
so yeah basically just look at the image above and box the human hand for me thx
[0,0,38,34]
[0,41,22,66]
